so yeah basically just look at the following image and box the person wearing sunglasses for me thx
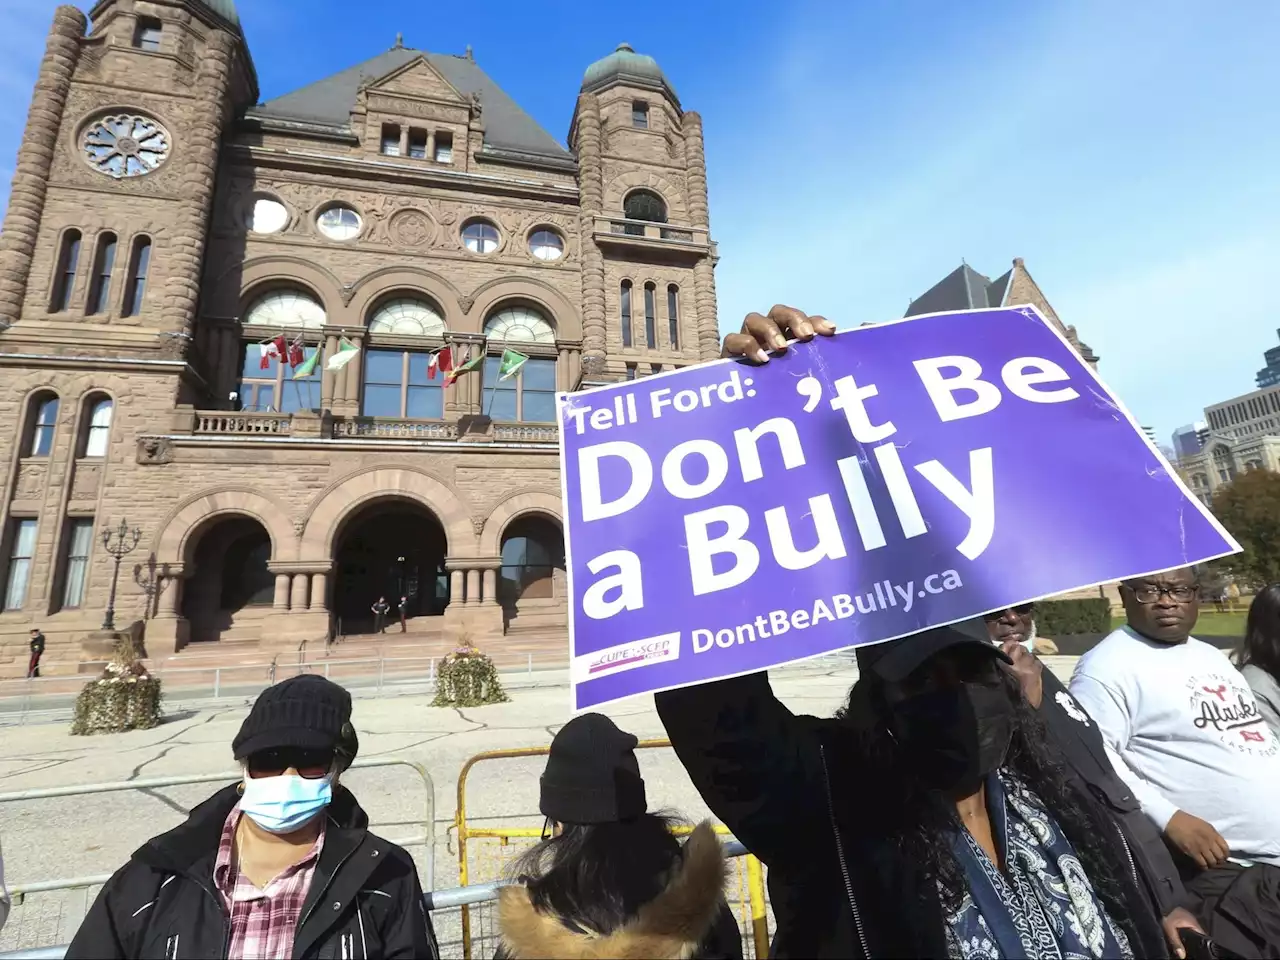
[984,605,1205,957]
[67,675,438,959]
[1071,567,1280,958]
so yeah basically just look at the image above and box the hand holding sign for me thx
[558,305,1239,710]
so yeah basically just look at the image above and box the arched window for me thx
[81,396,114,457]
[368,297,447,336]
[27,393,60,457]
[85,232,117,315]
[667,285,680,350]
[500,515,565,605]
[242,289,326,329]
[483,304,556,344]
[50,230,81,312]
[624,189,667,223]
[620,280,633,348]
[643,282,657,349]
[122,236,151,317]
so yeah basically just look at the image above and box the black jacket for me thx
[657,673,1169,960]
[29,633,45,656]
[1039,668,1187,917]
[66,784,438,959]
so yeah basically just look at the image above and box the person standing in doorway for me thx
[371,596,390,634]
[27,629,45,678]
[397,596,408,633]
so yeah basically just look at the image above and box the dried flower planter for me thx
[432,644,509,708]
[71,646,163,735]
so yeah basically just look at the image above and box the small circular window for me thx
[248,197,289,235]
[461,220,500,254]
[82,113,170,179]
[529,228,564,261]
[316,205,362,241]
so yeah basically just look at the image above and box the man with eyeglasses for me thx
[67,675,438,959]
[1071,567,1280,957]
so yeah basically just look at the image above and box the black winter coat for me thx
[1038,669,1188,917]
[66,784,438,959]
[657,672,1170,960]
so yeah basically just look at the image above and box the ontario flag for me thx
[445,345,484,384]
[287,335,306,369]
[428,346,454,380]
[259,335,287,370]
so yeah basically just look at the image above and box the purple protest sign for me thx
[557,307,1239,710]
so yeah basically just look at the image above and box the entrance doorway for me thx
[182,515,275,643]
[499,514,565,622]
[333,500,448,634]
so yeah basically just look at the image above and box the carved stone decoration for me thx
[340,283,359,306]
[136,437,173,465]
[457,296,474,314]
[389,209,433,247]
[14,461,48,500]
[292,518,306,538]
[71,463,101,500]
[470,516,486,537]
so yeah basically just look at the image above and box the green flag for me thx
[497,348,529,381]
[325,338,359,371]
[292,347,321,379]
[445,347,484,384]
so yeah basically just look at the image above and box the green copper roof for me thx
[582,43,678,104]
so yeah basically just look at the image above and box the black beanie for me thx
[232,675,359,765]
[539,713,647,825]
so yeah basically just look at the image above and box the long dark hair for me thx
[1239,583,1280,679]
[837,670,1142,947]
[511,813,684,935]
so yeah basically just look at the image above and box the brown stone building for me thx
[0,0,721,673]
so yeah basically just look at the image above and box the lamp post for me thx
[101,518,142,631]
[132,552,171,621]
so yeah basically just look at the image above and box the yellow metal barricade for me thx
[454,740,771,959]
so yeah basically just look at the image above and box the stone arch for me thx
[466,277,582,341]
[479,489,563,556]
[154,487,296,566]
[207,256,343,323]
[300,465,474,559]
[346,266,464,331]
[604,170,688,224]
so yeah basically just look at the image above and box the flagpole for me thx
[485,338,502,418]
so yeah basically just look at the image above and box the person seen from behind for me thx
[984,605,1204,955]
[67,675,438,959]
[657,305,1169,959]
[1070,567,1280,958]
[497,713,741,960]
[1237,583,1280,737]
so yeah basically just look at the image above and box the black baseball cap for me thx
[855,618,1011,682]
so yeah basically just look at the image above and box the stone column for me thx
[157,574,182,617]
[342,340,364,407]
[574,93,607,377]
[321,333,338,407]
[692,258,720,362]
[426,129,435,160]
[272,573,290,610]
[482,568,497,606]
[309,572,328,611]
[398,126,409,156]
[683,111,721,362]
[290,573,309,610]
[158,30,236,357]
[0,5,86,327]
[465,569,480,606]
[449,569,464,605]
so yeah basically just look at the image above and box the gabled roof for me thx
[904,264,1003,317]
[249,47,571,162]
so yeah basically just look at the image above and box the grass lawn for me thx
[1109,609,1247,637]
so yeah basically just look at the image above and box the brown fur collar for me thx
[497,821,727,960]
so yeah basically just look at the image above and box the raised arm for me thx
[655,673,823,869]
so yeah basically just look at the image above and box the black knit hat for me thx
[232,675,359,766]
[540,713,647,825]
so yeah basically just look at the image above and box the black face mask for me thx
[888,681,1014,794]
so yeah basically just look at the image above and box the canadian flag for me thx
[287,336,306,369]
[428,346,454,379]
[258,335,287,370]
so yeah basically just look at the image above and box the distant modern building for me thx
[906,259,1099,367]
[1175,385,1280,503]
[1257,329,1280,388]
[1172,422,1207,460]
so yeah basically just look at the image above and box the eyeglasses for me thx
[1126,584,1198,604]
[247,748,333,779]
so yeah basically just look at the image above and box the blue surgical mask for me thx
[240,774,332,834]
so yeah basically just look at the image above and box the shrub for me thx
[1036,598,1111,636]
[71,640,162,735]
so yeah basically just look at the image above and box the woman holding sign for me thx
[657,308,1171,960]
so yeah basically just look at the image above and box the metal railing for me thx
[0,842,754,960]
[0,757,436,954]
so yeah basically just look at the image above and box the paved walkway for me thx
[0,655,1079,955]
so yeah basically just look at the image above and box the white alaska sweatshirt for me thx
[1070,626,1280,867]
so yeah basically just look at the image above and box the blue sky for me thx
[2,0,1278,443]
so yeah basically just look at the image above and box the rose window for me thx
[82,114,171,179]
